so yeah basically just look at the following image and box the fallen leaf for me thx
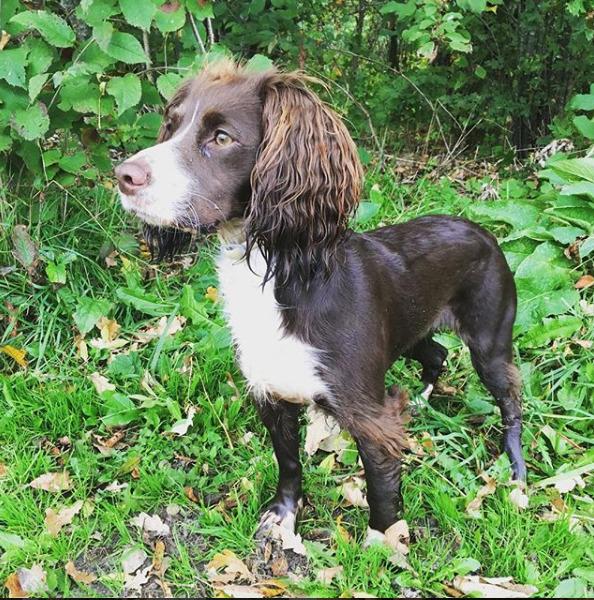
[554,473,585,494]
[452,575,538,598]
[169,406,197,436]
[217,584,263,598]
[135,316,186,343]
[103,480,128,493]
[104,250,118,268]
[0,345,27,368]
[74,335,88,362]
[270,554,288,577]
[11,225,39,277]
[45,500,83,536]
[466,475,497,517]
[0,31,11,51]
[509,487,529,510]
[575,274,594,289]
[184,486,199,503]
[130,513,170,537]
[124,566,151,591]
[317,565,343,585]
[0,463,7,477]
[65,561,96,584]
[89,372,115,394]
[205,286,218,302]
[29,471,72,493]
[121,546,148,574]
[341,477,368,508]
[304,406,341,456]
[207,549,254,584]
[97,316,121,341]
[271,524,307,556]
[384,519,409,555]
[7,565,48,597]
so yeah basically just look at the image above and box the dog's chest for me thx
[216,246,328,404]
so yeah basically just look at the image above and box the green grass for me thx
[0,171,592,598]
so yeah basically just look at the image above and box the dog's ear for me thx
[246,72,363,285]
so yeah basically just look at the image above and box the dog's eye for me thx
[214,130,233,147]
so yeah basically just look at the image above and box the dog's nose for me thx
[115,159,151,196]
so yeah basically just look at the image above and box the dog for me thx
[115,60,526,544]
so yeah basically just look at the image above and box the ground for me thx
[0,169,592,598]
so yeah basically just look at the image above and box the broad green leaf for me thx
[73,296,112,335]
[0,531,26,550]
[154,4,186,32]
[418,41,436,57]
[0,47,27,88]
[119,0,156,30]
[522,316,582,348]
[77,0,119,27]
[101,391,139,427]
[354,201,380,224]
[10,10,75,48]
[580,236,594,259]
[570,88,594,111]
[550,158,594,183]
[156,72,184,100]
[474,65,486,78]
[93,22,113,51]
[180,284,209,325]
[573,115,594,140]
[470,200,541,229]
[105,32,147,64]
[58,153,86,174]
[11,225,39,271]
[25,39,54,76]
[116,287,174,316]
[187,2,214,19]
[58,77,102,114]
[46,261,67,284]
[107,73,141,115]
[28,73,49,101]
[380,0,416,17]
[560,181,594,198]
[552,577,587,598]
[545,205,594,233]
[11,103,49,140]
[246,54,274,73]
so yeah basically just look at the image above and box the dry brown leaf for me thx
[135,316,186,343]
[271,524,307,556]
[130,513,170,536]
[104,250,118,268]
[121,546,148,574]
[124,566,151,591]
[575,274,594,289]
[466,475,497,517]
[74,335,88,362]
[0,463,7,477]
[6,565,48,597]
[0,30,11,51]
[65,561,96,585]
[152,539,166,572]
[336,515,351,543]
[341,477,368,508]
[169,406,197,436]
[217,584,264,598]
[384,519,410,555]
[184,486,199,503]
[103,480,128,493]
[304,406,341,456]
[97,316,121,341]
[0,345,27,368]
[317,565,343,585]
[205,286,218,302]
[207,549,254,584]
[452,575,538,598]
[509,487,529,510]
[89,372,115,394]
[45,500,83,536]
[29,471,72,493]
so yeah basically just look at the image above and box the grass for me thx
[0,170,592,598]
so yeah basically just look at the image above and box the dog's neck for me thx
[217,218,247,248]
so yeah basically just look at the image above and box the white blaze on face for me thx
[118,103,200,226]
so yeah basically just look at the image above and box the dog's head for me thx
[115,60,363,282]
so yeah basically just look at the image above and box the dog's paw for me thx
[363,527,386,548]
[256,508,297,539]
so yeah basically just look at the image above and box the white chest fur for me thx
[216,244,329,404]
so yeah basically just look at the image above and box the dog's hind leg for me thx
[254,400,303,536]
[403,336,448,401]
[455,259,526,482]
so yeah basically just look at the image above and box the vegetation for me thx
[1,0,593,598]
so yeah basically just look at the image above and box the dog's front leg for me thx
[255,399,303,536]
[357,438,403,543]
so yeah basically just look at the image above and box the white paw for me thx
[421,383,434,401]
[258,509,297,534]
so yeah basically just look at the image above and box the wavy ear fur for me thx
[246,72,363,285]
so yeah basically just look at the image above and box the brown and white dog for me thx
[115,60,526,544]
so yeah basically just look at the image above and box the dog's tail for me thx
[348,385,410,458]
